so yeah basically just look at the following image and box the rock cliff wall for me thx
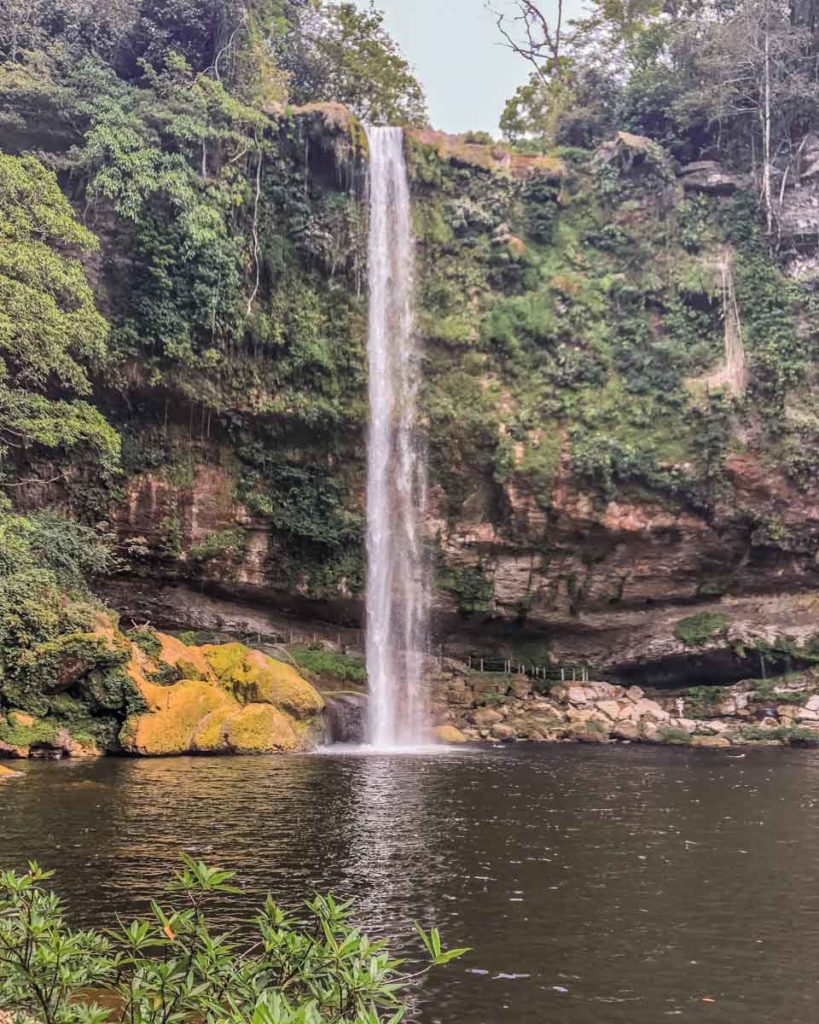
[73,124,819,687]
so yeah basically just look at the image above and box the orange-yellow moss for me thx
[8,711,35,728]
[201,642,248,680]
[225,704,300,753]
[203,645,324,718]
[434,725,469,744]
[118,635,324,756]
[191,706,237,753]
[157,633,212,681]
[120,680,238,756]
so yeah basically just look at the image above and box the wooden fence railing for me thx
[175,627,594,682]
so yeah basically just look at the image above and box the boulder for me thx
[796,707,819,722]
[121,679,238,756]
[632,698,670,722]
[691,735,731,748]
[569,720,609,743]
[611,720,640,741]
[490,722,516,741]
[805,695,819,712]
[640,721,660,741]
[595,699,624,720]
[434,725,469,744]
[0,741,27,759]
[225,704,301,753]
[678,160,745,195]
[121,634,325,756]
[203,645,324,718]
[509,676,532,699]
[0,764,21,780]
[472,707,503,727]
[554,682,621,705]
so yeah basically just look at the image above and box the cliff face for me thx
[12,101,819,685]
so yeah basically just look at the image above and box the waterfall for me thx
[364,125,429,749]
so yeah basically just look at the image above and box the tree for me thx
[493,0,623,146]
[0,153,119,475]
[280,1,428,126]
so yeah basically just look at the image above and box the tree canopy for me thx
[0,153,119,474]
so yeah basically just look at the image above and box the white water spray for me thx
[364,126,429,749]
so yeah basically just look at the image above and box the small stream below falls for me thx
[4,744,819,1023]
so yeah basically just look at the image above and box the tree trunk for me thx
[762,0,774,233]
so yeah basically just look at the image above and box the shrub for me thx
[289,646,367,686]
[674,612,729,647]
[126,624,162,659]
[740,724,819,745]
[657,726,692,745]
[0,857,467,1024]
[684,685,725,715]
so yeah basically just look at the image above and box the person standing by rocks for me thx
[675,696,685,718]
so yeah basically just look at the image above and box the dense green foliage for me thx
[1,0,819,651]
[0,153,118,475]
[0,857,466,1024]
[674,612,730,647]
[0,500,143,745]
[290,645,367,686]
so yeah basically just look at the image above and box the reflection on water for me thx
[4,745,819,1022]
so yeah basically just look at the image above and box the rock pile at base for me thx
[433,669,819,748]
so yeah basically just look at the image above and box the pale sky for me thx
[353,0,531,135]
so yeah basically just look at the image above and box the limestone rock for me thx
[640,721,660,741]
[121,633,325,756]
[611,721,640,741]
[225,704,301,753]
[632,698,669,722]
[121,679,238,756]
[203,644,325,718]
[595,699,623,720]
[490,722,516,741]
[434,725,469,744]
[691,734,731,748]
[569,720,609,742]
[0,739,28,759]
[472,707,503,727]
[679,160,745,194]
[553,682,621,704]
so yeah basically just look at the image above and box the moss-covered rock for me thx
[224,704,302,753]
[202,645,325,718]
[120,678,238,756]
[118,634,325,755]
[156,633,213,681]
[434,725,469,744]
[191,706,237,753]
[0,711,102,759]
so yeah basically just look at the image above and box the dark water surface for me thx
[3,744,819,1023]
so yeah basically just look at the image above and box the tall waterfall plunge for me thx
[364,126,430,749]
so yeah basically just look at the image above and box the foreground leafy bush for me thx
[0,858,467,1024]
